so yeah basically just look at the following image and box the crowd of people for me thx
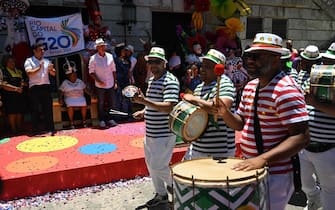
[0,31,334,210]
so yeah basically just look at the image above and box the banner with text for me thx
[25,13,84,57]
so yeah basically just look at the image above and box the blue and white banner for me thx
[25,13,84,57]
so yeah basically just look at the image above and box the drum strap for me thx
[253,84,263,154]
[253,83,302,191]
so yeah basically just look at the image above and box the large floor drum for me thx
[171,158,269,210]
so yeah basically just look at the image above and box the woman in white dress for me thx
[59,61,88,129]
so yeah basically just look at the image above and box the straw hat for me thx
[321,42,335,60]
[95,38,107,48]
[245,33,289,55]
[200,49,226,64]
[144,47,168,63]
[300,45,322,60]
[280,48,292,60]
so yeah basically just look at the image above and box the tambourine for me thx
[122,85,139,98]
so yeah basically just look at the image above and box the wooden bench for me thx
[52,97,98,130]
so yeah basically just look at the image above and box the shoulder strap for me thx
[253,84,263,154]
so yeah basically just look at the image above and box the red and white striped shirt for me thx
[236,71,308,174]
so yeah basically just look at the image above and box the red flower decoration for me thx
[214,64,225,76]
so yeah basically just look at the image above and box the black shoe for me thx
[146,193,168,207]
[50,130,57,136]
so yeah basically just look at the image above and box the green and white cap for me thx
[321,42,335,60]
[300,45,322,60]
[200,49,226,64]
[144,47,168,63]
[280,48,292,60]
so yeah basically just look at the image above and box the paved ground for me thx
[8,177,307,210]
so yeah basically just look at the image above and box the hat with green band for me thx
[321,42,335,60]
[300,45,322,60]
[144,47,168,63]
[280,48,292,60]
[245,33,289,55]
[200,49,226,64]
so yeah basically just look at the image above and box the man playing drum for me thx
[182,49,236,159]
[131,47,180,208]
[215,33,309,210]
[298,43,335,210]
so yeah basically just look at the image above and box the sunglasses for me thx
[243,53,262,60]
[147,59,163,65]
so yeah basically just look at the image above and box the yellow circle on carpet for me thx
[6,156,58,173]
[17,136,78,153]
[130,137,144,148]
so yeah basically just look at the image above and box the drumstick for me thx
[109,109,130,116]
[214,77,221,121]
[214,64,225,122]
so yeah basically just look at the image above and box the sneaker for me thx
[108,119,118,127]
[50,130,57,136]
[70,123,75,129]
[99,121,106,128]
[146,193,168,207]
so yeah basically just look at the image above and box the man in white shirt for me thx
[24,43,56,135]
[89,38,118,128]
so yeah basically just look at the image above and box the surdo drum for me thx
[169,100,208,142]
[310,65,335,104]
[171,158,270,210]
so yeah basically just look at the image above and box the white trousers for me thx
[144,135,176,195]
[299,148,335,210]
[268,172,294,210]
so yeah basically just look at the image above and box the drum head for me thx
[183,109,208,142]
[122,85,139,98]
[171,158,267,188]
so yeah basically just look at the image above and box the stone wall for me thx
[104,0,335,51]
[240,0,335,49]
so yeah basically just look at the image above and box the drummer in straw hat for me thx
[131,47,180,208]
[296,45,322,94]
[182,49,236,160]
[297,42,335,210]
[216,33,309,210]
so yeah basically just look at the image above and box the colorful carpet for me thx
[0,121,187,200]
